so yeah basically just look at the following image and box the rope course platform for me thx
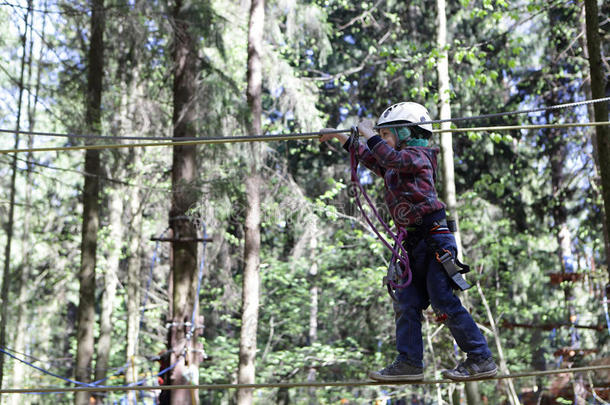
[553,348,598,358]
[549,272,586,284]
[150,236,213,243]
[2,364,609,395]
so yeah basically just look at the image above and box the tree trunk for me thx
[451,387,461,405]
[75,1,105,403]
[424,318,443,404]
[435,0,463,256]
[118,31,146,400]
[545,1,580,344]
[548,117,576,326]
[464,381,480,404]
[237,174,262,405]
[118,19,145,399]
[125,148,143,404]
[237,1,264,404]
[11,2,38,401]
[578,8,610,288]
[477,282,520,405]
[93,189,122,404]
[584,0,610,274]
[164,1,200,404]
[435,0,479,402]
[307,223,318,405]
[0,0,32,395]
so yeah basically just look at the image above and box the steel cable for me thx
[0,97,608,154]
[0,364,608,394]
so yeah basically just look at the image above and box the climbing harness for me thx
[425,220,472,291]
[347,126,412,299]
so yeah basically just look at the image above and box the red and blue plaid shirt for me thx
[346,135,445,227]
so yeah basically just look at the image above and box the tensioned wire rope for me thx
[0,97,609,155]
[2,121,609,143]
[1,364,609,394]
[1,121,608,155]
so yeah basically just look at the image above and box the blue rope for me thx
[0,346,131,387]
[0,224,205,395]
[0,228,181,395]
[0,347,98,387]
[0,345,138,386]
[0,346,185,394]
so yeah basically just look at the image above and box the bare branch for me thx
[337,0,385,31]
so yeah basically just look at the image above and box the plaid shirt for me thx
[346,135,445,227]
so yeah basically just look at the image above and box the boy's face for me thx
[379,128,397,149]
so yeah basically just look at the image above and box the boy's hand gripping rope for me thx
[348,126,412,296]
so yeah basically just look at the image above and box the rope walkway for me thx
[1,364,609,394]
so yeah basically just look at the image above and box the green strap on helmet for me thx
[391,127,410,142]
[391,127,429,147]
[407,138,429,147]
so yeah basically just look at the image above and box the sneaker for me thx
[442,357,498,381]
[369,358,424,382]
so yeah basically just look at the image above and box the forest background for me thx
[0,0,609,404]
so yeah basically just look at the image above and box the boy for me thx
[319,102,497,381]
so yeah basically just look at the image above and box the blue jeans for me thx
[394,232,492,367]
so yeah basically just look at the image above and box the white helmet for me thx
[377,102,433,134]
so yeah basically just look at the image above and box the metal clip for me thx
[436,249,472,291]
[348,125,360,150]
[384,259,406,302]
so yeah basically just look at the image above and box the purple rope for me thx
[348,133,412,288]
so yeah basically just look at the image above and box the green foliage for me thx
[0,0,609,404]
